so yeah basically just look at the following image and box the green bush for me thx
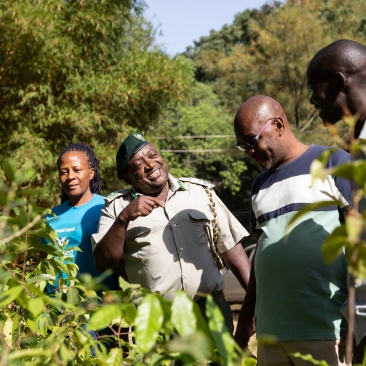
[0,160,254,365]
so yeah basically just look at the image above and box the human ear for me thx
[335,72,347,91]
[89,168,95,181]
[274,117,285,136]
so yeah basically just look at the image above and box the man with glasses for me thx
[234,95,353,366]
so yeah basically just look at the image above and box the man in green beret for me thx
[92,132,251,333]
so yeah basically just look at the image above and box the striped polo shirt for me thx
[251,144,353,341]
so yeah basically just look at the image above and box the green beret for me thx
[116,132,148,180]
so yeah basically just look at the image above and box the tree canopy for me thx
[0,0,194,206]
[185,0,366,132]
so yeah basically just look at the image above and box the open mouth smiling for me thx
[147,169,160,179]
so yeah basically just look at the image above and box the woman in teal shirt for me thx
[45,142,118,294]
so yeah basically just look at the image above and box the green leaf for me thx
[322,225,347,264]
[31,230,59,247]
[46,257,71,277]
[309,149,338,183]
[171,291,197,336]
[26,317,37,334]
[43,295,75,310]
[292,352,329,365]
[119,276,141,291]
[3,317,12,348]
[7,348,53,361]
[28,241,61,256]
[59,343,74,362]
[0,286,23,307]
[87,304,122,331]
[105,348,123,366]
[134,294,164,354]
[206,295,238,366]
[12,314,19,332]
[347,244,366,281]
[157,294,174,337]
[27,274,56,284]
[167,331,211,363]
[193,301,212,341]
[345,215,364,244]
[122,303,137,325]
[67,287,80,305]
[27,297,44,317]
[332,160,366,188]
[37,314,48,337]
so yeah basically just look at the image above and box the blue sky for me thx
[144,0,268,55]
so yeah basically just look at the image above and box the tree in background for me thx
[0,0,193,206]
[154,82,247,194]
[185,0,366,135]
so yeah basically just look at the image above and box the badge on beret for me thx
[133,133,145,142]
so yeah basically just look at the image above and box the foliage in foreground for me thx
[285,119,366,363]
[287,121,366,282]
[0,160,255,365]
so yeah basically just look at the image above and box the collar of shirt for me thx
[131,174,187,199]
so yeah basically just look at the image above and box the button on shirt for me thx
[92,175,248,301]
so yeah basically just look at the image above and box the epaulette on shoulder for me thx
[105,188,131,203]
[179,177,215,189]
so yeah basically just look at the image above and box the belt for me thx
[195,290,223,303]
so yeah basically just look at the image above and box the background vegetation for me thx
[2,0,365,231]
[1,0,366,363]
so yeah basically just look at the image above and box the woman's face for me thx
[58,151,94,206]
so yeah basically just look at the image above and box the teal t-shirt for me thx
[44,194,118,294]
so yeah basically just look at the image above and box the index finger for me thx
[150,197,165,208]
[139,196,165,208]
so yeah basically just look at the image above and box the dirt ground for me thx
[231,304,257,358]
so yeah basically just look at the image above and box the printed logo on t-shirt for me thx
[55,227,76,233]
[56,237,74,260]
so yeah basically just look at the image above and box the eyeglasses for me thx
[236,117,278,152]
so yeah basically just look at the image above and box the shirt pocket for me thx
[187,208,213,247]
[125,221,159,258]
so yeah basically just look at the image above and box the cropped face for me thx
[123,144,169,195]
[58,151,94,205]
[235,116,283,171]
[307,68,346,125]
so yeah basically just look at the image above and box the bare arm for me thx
[93,196,164,272]
[221,243,251,291]
[234,231,261,349]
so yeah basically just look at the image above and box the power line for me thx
[156,135,235,140]
[161,149,235,153]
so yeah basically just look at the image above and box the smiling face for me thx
[123,144,169,195]
[307,67,347,125]
[58,151,94,206]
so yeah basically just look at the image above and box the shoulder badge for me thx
[105,189,131,203]
[179,177,215,189]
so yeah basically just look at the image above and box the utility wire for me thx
[156,135,235,140]
[161,149,236,153]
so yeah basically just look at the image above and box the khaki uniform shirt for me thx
[92,175,248,300]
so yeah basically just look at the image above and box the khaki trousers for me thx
[257,340,350,366]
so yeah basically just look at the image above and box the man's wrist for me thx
[117,210,129,226]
